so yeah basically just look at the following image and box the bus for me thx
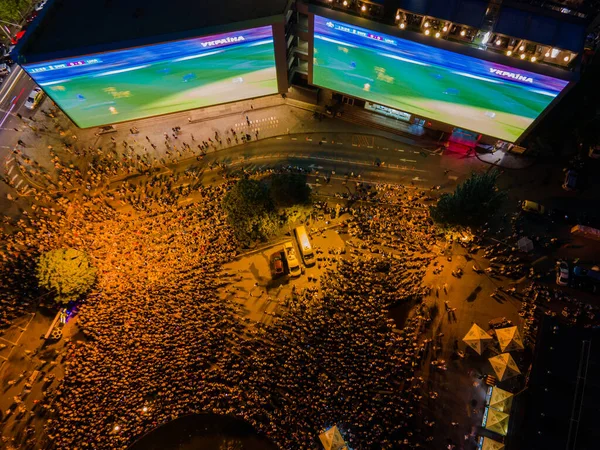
[283,242,301,278]
[294,226,315,266]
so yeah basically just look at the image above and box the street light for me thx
[531,56,537,62]
[400,23,406,29]
[361,5,366,12]
[425,29,430,35]
[460,30,466,36]
[520,53,526,59]
[435,32,440,38]
[506,50,512,56]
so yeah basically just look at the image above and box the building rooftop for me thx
[18,0,289,63]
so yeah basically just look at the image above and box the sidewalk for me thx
[475,148,535,170]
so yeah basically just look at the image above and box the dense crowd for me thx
[0,157,442,449]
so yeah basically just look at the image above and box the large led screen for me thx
[313,16,569,142]
[23,26,278,128]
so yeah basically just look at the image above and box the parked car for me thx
[521,200,545,215]
[573,266,600,283]
[270,252,284,277]
[26,11,38,23]
[35,0,49,11]
[556,261,569,286]
[10,29,26,46]
[0,63,11,76]
[562,169,578,191]
[24,87,44,110]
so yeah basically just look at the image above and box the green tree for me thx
[268,173,311,207]
[0,0,31,24]
[430,170,506,225]
[222,178,274,243]
[36,248,96,305]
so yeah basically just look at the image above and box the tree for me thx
[36,248,96,305]
[222,178,275,243]
[0,0,30,24]
[430,170,506,225]
[268,173,311,207]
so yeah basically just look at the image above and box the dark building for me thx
[512,316,600,450]
[13,0,598,143]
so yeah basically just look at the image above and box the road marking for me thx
[397,149,404,152]
[337,142,343,145]
[383,147,388,150]
[291,137,297,141]
[398,158,417,163]
[7,166,14,175]
[11,174,18,182]
[15,179,23,188]
[306,138,312,141]
[0,66,24,105]
[448,175,458,181]
[276,137,282,140]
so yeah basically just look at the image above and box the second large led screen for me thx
[24,26,278,128]
[313,16,569,142]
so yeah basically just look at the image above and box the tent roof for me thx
[319,426,348,450]
[495,326,524,352]
[489,386,514,413]
[485,408,510,436]
[481,436,505,450]
[463,323,493,354]
[489,353,521,381]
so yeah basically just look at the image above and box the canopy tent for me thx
[484,408,510,436]
[481,436,505,450]
[489,386,514,413]
[495,326,524,352]
[463,323,493,355]
[517,237,534,252]
[489,353,521,381]
[319,426,348,450]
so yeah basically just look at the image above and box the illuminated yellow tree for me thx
[36,248,96,305]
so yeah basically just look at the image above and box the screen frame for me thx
[308,7,576,143]
[22,24,281,129]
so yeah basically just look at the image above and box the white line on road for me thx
[0,66,24,105]
[291,137,297,141]
[7,166,14,175]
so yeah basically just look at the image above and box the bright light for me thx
[531,56,537,62]
[396,14,400,20]
[424,22,430,28]
[435,32,441,38]
[343,0,348,5]
[142,406,148,413]
[519,45,525,51]
[506,50,512,56]
[520,53,526,59]
[442,26,448,32]
[361,5,366,11]
[114,425,120,432]
[425,29,430,35]
[460,30,466,36]
[563,55,569,62]
[496,39,502,46]
[400,23,405,29]
[481,32,491,44]
[551,48,559,58]
[545,52,550,57]
[363,83,371,91]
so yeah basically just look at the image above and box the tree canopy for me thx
[430,170,506,225]
[222,178,275,243]
[0,0,30,24]
[36,248,96,305]
[269,173,311,207]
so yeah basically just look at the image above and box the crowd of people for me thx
[0,144,444,449]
